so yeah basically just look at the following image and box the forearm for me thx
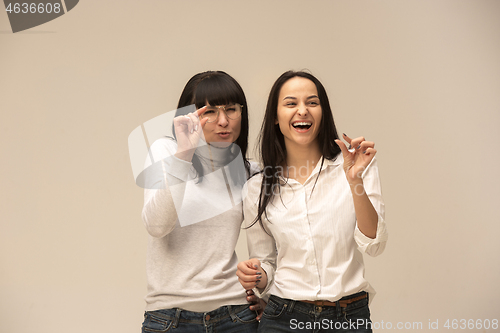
[142,181,186,238]
[142,158,190,238]
[350,179,378,239]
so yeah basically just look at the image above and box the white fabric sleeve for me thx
[141,138,192,238]
[243,177,276,300]
[354,157,389,256]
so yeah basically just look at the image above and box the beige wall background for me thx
[1,1,499,332]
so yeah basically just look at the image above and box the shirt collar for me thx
[318,153,343,170]
[277,153,343,185]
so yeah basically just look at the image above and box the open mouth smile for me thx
[291,121,312,132]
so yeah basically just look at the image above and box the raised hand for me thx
[173,106,209,161]
[335,133,377,184]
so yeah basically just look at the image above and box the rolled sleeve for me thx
[355,157,388,256]
[354,214,388,256]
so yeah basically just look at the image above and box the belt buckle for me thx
[315,300,324,313]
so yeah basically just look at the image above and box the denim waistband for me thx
[269,291,369,316]
[146,304,250,328]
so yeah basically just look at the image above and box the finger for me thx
[363,147,377,156]
[246,289,255,297]
[256,300,267,320]
[246,294,258,302]
[350,136,366,151]
[238,278,258,290]
[199,116,209,130]
[173,116,192,136]
[236,271,261,283]
[181,115,194,134]
[237,263,258,276]
[335,139,349,159]
[342,133,352,145]
[186,113,200,132]
[249,303,262,311]
[359,141,374,153]
[359,141,375,149]
[195,105,207,117]
[247,295,260,304]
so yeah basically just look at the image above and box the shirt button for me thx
[205,315,210,321]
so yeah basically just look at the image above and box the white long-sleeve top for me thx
[244,154,388,303]
[141,137,258,312]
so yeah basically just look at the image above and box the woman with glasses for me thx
[140,71,261,332]
[236,71,388,332]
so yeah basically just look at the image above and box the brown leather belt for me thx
[300,293,367,308]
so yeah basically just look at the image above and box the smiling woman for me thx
[237,70,388,333]
[275,77,323,154]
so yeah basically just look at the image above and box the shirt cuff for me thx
[255,262,275,300]
[354,213,388,256]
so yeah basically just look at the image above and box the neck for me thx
[283,140,322,181]
[196,142,236,169]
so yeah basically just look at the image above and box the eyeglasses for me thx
[200,104,243,123]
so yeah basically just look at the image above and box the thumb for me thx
[248,258,261,268]
[238,259,259,275]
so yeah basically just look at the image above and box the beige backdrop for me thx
[1,1,499,332]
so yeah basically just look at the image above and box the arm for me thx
[352,157,388,256]
[336,134,388,256]
[236,179,277,298]
[141,107,209,238]
[141,139,192,238]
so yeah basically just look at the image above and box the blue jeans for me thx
[258,292,372,333]
[142,304,258,333]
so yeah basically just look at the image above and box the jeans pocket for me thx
[233,306,258,324]
[262,297,287,319]
[342,302,371,329]
[142,311,174,333]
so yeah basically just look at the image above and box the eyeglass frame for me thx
[199,104,244,123]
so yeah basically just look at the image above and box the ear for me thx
[274,118,279,125]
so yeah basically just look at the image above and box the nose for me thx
[297,103,308,116]
[217,109,229,126]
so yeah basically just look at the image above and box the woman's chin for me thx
[208,141,233,148]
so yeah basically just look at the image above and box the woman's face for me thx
[275,77,322,149]
[201,103,242,148]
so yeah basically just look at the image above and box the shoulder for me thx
[243,171,263,199]
[247,160,261,178]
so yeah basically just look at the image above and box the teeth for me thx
[292,122,312,127]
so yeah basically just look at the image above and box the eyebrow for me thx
[282,95,319,100]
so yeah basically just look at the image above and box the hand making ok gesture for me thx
[335,133,377,185]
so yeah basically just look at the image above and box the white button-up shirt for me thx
[243,154,388,302]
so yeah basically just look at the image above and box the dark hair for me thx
[172,71,250,181]
[250,70,341,231]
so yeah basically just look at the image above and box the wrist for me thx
[348,178,363,187]
[349,179,366,196]
[175,149,194,162]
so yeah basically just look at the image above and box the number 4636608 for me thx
[444,319,498,330]
[5,2,62,14]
